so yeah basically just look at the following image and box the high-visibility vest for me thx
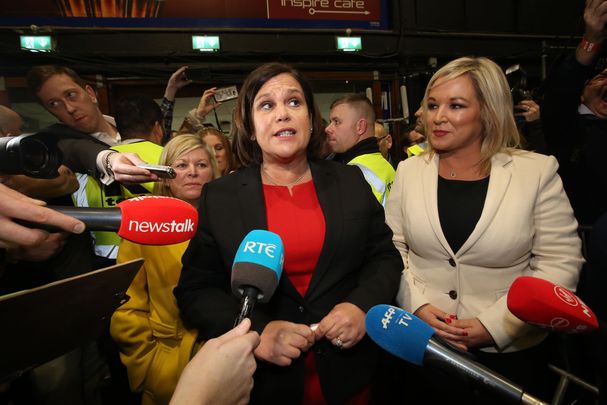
[72,140,163,258]
[112,141,164,197]
[348,152,395,207]
[406,141,427,158]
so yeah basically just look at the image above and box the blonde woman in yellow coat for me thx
[111,134,220,405]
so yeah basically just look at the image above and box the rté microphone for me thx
[231,229,284,326]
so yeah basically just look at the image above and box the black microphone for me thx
[231,230,284,326]
[366,305,548,405]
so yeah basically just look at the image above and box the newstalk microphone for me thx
[232,230,284,326]
[365,305,547,405]
[507,276,599,333]
[48,196,198,245]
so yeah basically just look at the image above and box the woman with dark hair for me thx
[175,62,402,404]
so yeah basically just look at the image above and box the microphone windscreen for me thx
[366,304,434,366]
[231,230,284,303]
[507,276,599,333]
[117,196,198,245]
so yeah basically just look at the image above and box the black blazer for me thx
[175,159,403,404]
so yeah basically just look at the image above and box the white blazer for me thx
[385,151,584,352]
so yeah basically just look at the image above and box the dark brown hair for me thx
[27,65,88,97]
[232,62,324,166]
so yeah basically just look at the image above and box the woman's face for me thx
[251,73,311,164]
[168,147,214,205]
[203,133,227,173]
[425,75,483,155]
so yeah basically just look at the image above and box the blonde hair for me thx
[422,56,521,174]
[153,134,220,197]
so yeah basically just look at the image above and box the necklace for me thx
[261,164,309,188]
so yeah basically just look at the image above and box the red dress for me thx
[263,181,369,405]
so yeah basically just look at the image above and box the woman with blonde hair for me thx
[111,134,219,405]
[385,56,583,402]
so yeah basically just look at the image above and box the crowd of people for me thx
[1,1,606,404]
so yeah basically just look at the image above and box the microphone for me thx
[365,305,547,405]
[507,276,599,334]
[231,230,284,326]
[49,195,197,245]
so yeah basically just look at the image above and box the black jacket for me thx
[174,159,403,404]
[542,56,607,225]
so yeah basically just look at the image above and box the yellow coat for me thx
[110,239,198,405]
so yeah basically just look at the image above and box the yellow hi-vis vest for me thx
[348,152,395,207]
[73,140,163,258]
[406,141,427,158]
[112,141,164,197]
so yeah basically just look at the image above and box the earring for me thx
[250,135,256,141]
[310,127,313,133]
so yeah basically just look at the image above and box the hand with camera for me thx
[195,87,222,121]
[164,66,192,102]
[514,99,541,123]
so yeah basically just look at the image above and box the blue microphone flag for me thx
[231,230,284,302]
[365,304,434,366]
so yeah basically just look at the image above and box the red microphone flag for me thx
[117,196,198,245]
[507,276,598,333]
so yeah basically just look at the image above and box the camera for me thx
[213,85,239,103]
[0,133,62,178]
[505,64,532,106]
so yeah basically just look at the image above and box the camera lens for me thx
[21,137,49,174]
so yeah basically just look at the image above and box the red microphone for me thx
[507,276,599,334]
[50,196,198,245]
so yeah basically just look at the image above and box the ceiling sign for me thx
[0,0,388,29]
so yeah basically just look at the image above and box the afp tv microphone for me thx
[365,305,547,405]
[507,276,599,334]
[49,196,198,245]
[232,230,284,326]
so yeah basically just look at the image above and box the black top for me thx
[438,176,490,254]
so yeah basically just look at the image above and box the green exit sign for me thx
[192,36,220,52]
[336,37,362,52]
[20,36,54,52]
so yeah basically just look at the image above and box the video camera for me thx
[0,133,62,178]
[505,64,532,107]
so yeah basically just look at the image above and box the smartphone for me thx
[136,163,176,179]
[214,85,239,102]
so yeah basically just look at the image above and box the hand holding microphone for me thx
[0,183,84,249]
[22,196,198,245]
[507,276,599,333]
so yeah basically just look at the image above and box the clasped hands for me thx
[253,302,366,366]
[414,303,495,351]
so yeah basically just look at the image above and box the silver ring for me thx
[335,338,343,348]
